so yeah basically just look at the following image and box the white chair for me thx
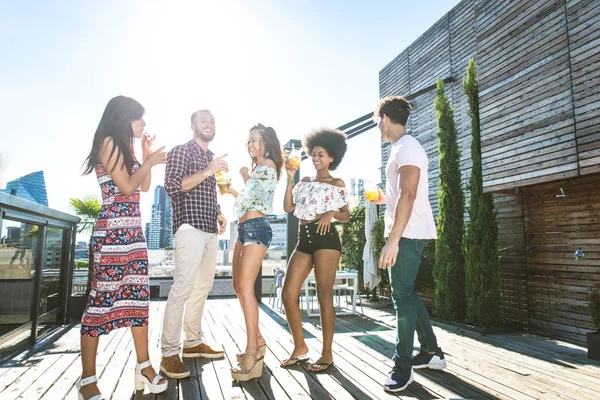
[333,273,363,314]
[268,268,281,305]
[270,269,286,312]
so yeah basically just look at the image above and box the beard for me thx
[194,128,215,142]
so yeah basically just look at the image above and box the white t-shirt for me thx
[385,135,437,239]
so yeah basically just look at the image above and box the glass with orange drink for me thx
[285,147,302,171]
[215,170,232,195]
[364,180,379,202]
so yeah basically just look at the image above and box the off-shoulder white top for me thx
[292,181,348,220]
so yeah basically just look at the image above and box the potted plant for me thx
[69,196,101,319]
[587,284,600,361]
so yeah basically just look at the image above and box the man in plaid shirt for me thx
[160,109,228,379]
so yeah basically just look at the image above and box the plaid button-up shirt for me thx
[165,140,221,235]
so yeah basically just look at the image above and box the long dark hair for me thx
[82,96,145,175]
[249,124,283,180]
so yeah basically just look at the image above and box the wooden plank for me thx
[115,300,166,400]
[219,300,370,400]
[203,302,256,400]
[1,327,81,399]
[3,299,600,399]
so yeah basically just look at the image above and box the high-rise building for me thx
[74,241,89,260]
[350,177,366,207]
[266,214,287,249]
[229,214,286,250]
[146,186,173,249]
[1,171,48,206]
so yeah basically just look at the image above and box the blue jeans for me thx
[388,238,438,372]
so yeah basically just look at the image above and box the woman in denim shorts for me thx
[280,128,350,372]
[226,124,283,381]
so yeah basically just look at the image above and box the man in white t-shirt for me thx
[369,96,446,393]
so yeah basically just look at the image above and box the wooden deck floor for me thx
[1,298,599,399]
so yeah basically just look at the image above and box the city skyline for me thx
[145,185,173,250]
[0,1,461,241]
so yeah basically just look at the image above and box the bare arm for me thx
[378,165,420,269]
[240,167,251,184]
[140,135,153,192]
[140,164,151,192]
[331,204,351,222]
[283,168,298,213]
[99,138,165,196]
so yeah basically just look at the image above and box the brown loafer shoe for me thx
[160,355,190,379]
[182,342,224,359]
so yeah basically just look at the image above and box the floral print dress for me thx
[81,163,149,336]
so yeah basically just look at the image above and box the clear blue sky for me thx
[0,0,460,239]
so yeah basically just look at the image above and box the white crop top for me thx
[292,181,348,220]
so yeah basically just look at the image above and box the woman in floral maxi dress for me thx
[77,96,167,400]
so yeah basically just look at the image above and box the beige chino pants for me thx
[161,224,217,356]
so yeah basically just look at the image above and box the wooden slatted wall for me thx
[377,0,600,342]
[477,0,579,192]
[378,0,476,218]
[523,174,600,344]
[567,0,600,175]
[449,0,477,218]
[494,192,530,327]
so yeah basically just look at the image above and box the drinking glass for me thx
[364,180,379,202]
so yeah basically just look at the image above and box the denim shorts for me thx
[237,217,272,248]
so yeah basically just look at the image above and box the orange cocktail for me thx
[215,171,231,195]
[364,189,379,201]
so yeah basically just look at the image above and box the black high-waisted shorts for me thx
[295,219,341,255]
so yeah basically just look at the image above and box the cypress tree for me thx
[433,79,466,321]
[463,59,502,327]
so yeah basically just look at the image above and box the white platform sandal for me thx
[135,360,168,393]
[76,375,104,400]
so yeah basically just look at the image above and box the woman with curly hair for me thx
[281,128,350,372]
[227,123,283,381]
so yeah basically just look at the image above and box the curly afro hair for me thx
[302,128,348,171]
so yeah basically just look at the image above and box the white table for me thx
[302,271,359,317]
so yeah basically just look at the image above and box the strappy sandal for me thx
[135,360,168,393]
[280,353,310,367]
[236,343,267,363]
[76,375,105,400]
[308,362,334,372]
[231,351,264,381]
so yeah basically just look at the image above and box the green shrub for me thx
[433,78,466,321]
[340,206,366,290]
[463,59,503,328]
